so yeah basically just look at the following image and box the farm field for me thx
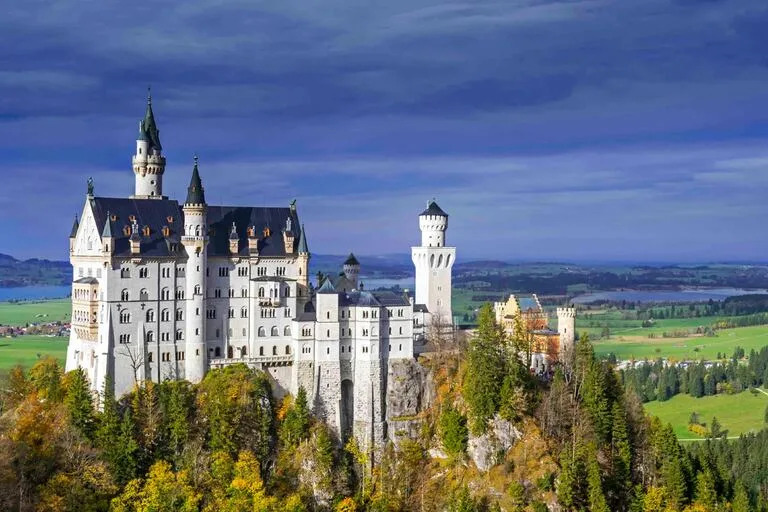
[0,335,68,374]
[643,390,768,440]
[0,298,71,326]
[592,325,768,360]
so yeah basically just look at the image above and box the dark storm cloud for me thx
[1,0,768,261]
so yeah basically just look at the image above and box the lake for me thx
[573,288,768,304]
[0,286,71,302]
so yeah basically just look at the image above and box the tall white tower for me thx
[132,90,166,199]
[411,199,455,325]
[181,156,208,382]
[557,306,576,353]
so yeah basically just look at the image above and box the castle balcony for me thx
[210,354,293,369]
[258,297,281,307]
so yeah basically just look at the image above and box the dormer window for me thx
[162,226,170,237]
[142,226,150,237]
[128,215,136,223]
[123,225,131,236]
[263,226,270,238]
[167,216,174,223]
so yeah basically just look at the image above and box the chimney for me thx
[229,222,239,255]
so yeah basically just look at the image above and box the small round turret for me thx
[419,199,448,247]
[343,253,360,288]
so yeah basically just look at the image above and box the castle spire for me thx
[298,223,309,254]
[185,155,206,205]
[69,214,79,238]
[140,87,162,151]
[102,212,113,238]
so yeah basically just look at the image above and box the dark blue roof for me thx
[420,199,448,217]
[90,197,301,258]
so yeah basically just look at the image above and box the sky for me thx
[1,0,768,263]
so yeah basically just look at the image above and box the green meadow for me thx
[643,390,768,440]
[0,298,71,326]
[0,335,68,374]
[592,324,768,361]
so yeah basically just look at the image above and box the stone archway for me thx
[340,379,354,438]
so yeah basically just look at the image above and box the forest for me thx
[0,306,767,511]
[621,346,768,402]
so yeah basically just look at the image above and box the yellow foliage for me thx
[277,395,293,421]
[335,497,357,512]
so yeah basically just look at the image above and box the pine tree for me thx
[582,360,612,442]
[732,483,750,512]
[463,304,506,434]
[281,386,311,447]
[611,400,632,503]
[63,367,96,439]
[587,455,610,512]
[439,402,468,458]
[693,471,717,510]
[114,408,140,485]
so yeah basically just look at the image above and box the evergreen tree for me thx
[63,367,96,439]
[611,400,632,504]
[587,455,610,512]
[693,471,717,510]
[113,408,140,485]
[439,402,468,458]
[280,386,311,447]
[463,304,506,434]
[732,483,750,512]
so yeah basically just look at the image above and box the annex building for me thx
[66,94,456,448]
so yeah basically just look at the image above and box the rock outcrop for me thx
[467,415,522,472]
[386,358,434,445]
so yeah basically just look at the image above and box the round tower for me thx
[412,199,455,326]
[419,199,448,247]
[343,253,360,288]
[132,90,166,199]
[557,306,576,353]
[181,156,208,382]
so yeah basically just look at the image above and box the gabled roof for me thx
[317,279,337,294]
[74,277,99,284]
[420,199,448,217]
[342,290,381,307]
[206,206,297,257]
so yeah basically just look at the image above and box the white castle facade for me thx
[65,95,455,447]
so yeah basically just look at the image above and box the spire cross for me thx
[147,86,152,105]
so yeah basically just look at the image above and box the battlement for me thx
[556,307,576,318]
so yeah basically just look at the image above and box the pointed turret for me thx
[185,156,206,206]
[298,224,309,254]
[140,89,162,151]
[69,214,79,238]
[343,252,360,288]
[132,89,166,198]
[102,212,113,238]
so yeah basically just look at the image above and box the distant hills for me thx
[0,253,71,287]
[5,252,768,296]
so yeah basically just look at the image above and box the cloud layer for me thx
[1,0,767,262]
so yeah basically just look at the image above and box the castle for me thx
[493,294,575,373]
[65,94,455,448]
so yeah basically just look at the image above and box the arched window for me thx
[283,326,291,336]
[194,284,201,295]
[270,326,278,336]
[284,287,290,297]
[258,326,266,337]
[259,347,264,356]
[146,309,154,322]
[146,331,154,343]
[258,287,265,298]
[240,346,247,357]
[175,329,183,340]
[285,345,290,355]
[119,311,131,324]
[272,346,277,355]
[121,289,129,301]
[241,307,248,318]
[140,289,149,301]
[161,287,170,300]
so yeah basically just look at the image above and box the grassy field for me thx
[592,324,768,360]
[0,299,71,326]
[0,335,68,373]
[643,390,768,440]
